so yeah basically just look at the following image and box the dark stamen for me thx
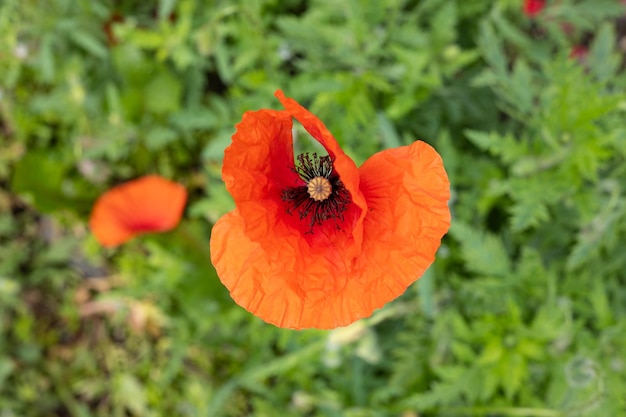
[281,152,351,232]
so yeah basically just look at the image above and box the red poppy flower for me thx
[523,0,546,17]
[210,90,450,329]
[569,45,588,61]
[89,175,187,247]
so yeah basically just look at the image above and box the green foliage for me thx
[2,0,626,415]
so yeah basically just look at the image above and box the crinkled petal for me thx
[275,90,366,259]
[211,209,377,329]
[223,109,301,243]
[355,140,451,309]
[89,175,187,247]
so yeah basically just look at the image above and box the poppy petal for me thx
[222,109,303,245]
[523,0,545,17]
[89,175,187,247]
[356,140,451,306]
[275,90,367,259]
[211,209,377,329]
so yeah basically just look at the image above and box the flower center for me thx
[281,153,351,232]
[307,177,332,201]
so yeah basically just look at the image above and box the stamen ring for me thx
[307,177,332,201]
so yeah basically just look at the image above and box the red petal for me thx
[275,90,367,259]
[523,0,545,17]
[89,175,187,247]
[211,209,375,329]
[356,141,451,307]
[222,109,303,245]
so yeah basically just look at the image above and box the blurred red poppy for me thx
[569,45,588,61]
[523,0,546,17]
[210,90,450,329]
[90,175,187,247]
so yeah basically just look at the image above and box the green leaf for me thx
[171,107,218,131]
[501,352,525,399]
[429,1,456,48]
[69,31,107,58]
[144,70,182,115]
[478,339,504,365]
[588,23,620,83]
[11,153,67,213]
[129,29,163,49]
[478,21,507,79]
[451,340,476,363]
[509,59,534,115]
[0,357,15,389]
[507,177,556,231]
[112,44,154,85]
[450,222,512,277]
[589,281,613,329]
[464,130,526,165]
[491,13,537,61]
[144,126,178,151]
[113,374,147,416]
[509,199,549,232]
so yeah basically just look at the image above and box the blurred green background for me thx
[2,0,626,415]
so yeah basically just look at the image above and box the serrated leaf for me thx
[509,59,533,114]
[478,21,507,78]
[430,1,456,48]
[509,199,549,232]
[464,129,499,151]
[450,222,512,277]
[464,130,526,165]
[491,13,539,61]
[500,352,525,400]
[507,176,556,231]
